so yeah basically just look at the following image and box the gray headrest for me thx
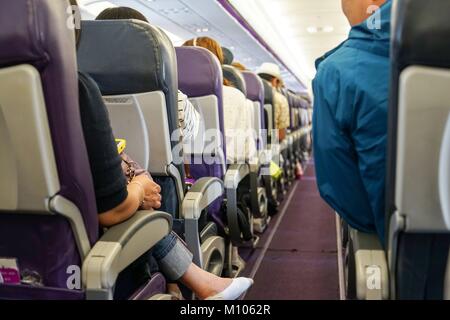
[77,20,178,97]
[223,65,247,95]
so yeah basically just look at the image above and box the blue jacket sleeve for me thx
[350,80,388,242]
[312,63,377,234]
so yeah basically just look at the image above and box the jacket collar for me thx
[315,0,392,70]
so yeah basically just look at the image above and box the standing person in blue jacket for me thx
[313,0,391,246]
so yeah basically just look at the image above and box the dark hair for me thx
[96,7,149,23]
[69,0,81,46]
[258,73,276,83]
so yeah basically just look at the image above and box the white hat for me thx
[257,62,282,80]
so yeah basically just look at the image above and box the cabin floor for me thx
[241,161,340,300]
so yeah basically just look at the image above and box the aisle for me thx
[242,163,340,300]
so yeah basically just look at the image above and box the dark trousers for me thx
[396,233,450,300]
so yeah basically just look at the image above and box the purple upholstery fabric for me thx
[176,47,226,174]
[176,47,226,222]
[242,71,266,130]
[0,0,98,292]
[129,273,166,300]
[0,283,85,301]
[176,47,224,104]
[242,71,263,103]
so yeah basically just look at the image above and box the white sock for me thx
[206,278,254,300]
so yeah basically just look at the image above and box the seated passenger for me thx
[222,46,234,65]
[257,63,290,142]
[183,37,257,164]
[231,62,247,72]
[312,0,391,245]
[229,61,259,152]
[70,0,253,300]
[95,7,201,185]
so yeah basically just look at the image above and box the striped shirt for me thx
[178,90,201,144]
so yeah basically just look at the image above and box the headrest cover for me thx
[176,46,223,98]
[242,71,264,103]
[223,65,247,96]
[393,0,450,70]
[287,92,295,108]
[222,47,234,65]
[77,20,178,96]
[290,94,297,108]
[299,97,308,109]
[295,96,301,109]
[261,79,274,105]
[175,46,226,160]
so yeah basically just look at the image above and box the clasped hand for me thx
[132,175,162,210]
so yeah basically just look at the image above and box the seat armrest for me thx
[249,157,262,173]
[259,149,272,166]
[182,178,224,268]
[82,210,172,300]
[182,177,224,220]
[349,227,389,300]
[224,164,251,244]
[224,164,250,190]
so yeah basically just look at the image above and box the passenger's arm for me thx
[98,181,145,228]
[98,175,162,227]
[312,68,376,233]
[135,175,162,211]
[278,129,287,142]
[352,99,388,239]
[274,93,289,141]
[78,73,163,229]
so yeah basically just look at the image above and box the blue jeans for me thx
[151,177,192,280]
[114,231,193,299]
[152,231,193,281]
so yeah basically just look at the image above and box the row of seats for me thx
[0,0,312,300]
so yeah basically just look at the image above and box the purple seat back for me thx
[176,46,226,178]
[176,47,225,223]
[242,71,266,131]
[0,0,98,292]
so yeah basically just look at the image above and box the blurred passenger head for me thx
[257,62,282,89]
[341,0,387,26]
[96,6,149,22]
[222,47,234,65]
[183,37,234,87]
[183,37,225,65]
[232,62,246,72]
